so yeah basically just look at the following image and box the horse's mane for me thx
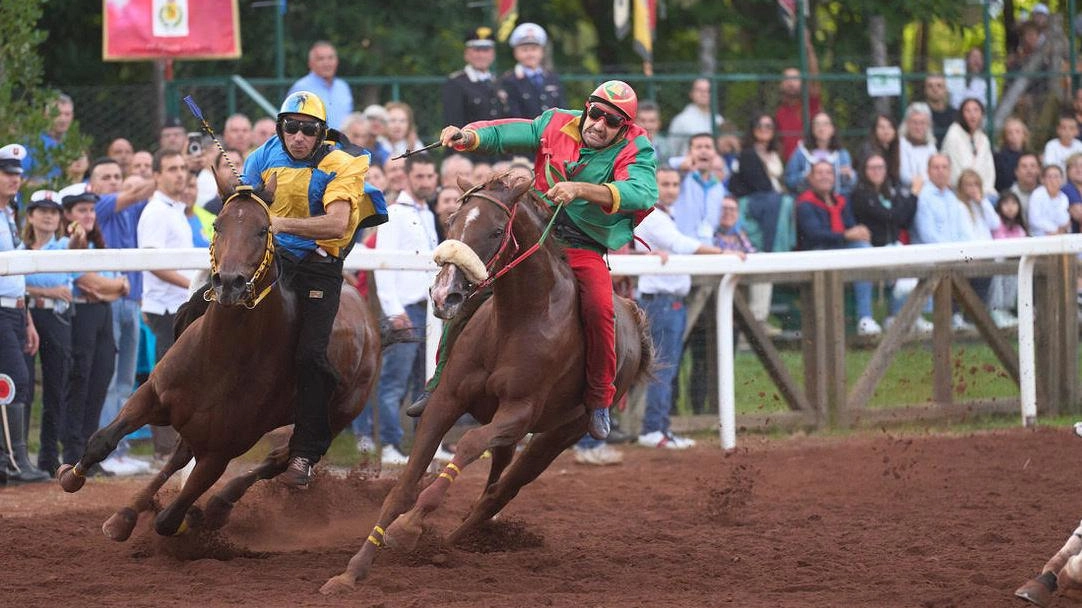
[475,170,555,232]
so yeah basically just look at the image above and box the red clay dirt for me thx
[1,427,1078,607]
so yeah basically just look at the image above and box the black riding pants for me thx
[280,254,344,463]
[26,307,72,469]
[64,302,116,464]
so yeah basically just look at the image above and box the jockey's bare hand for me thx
[390,313,411,331]
[439,127,472,151]
[546,182,579,205]
[651,250,670,264]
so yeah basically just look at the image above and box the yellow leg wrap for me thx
[71,465,85,479]
[173,519,189,536]
[438,462,461,482]
[367,525,385,547]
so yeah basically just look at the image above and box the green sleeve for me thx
[607,134,658,212]
[473,111,555,155]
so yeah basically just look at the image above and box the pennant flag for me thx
[615,0,630,40]
[104,0,241,60]
[495,0,518,42]
[632,0,657,63]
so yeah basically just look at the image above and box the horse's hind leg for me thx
[58,385,161,493]
[204,443,291,530]
[446,415,586,547]
[153,454,230,537]
[102,440,194,542]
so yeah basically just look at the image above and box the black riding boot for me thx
[4,403,51,483]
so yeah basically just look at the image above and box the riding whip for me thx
[391,133,462,161]
[182,95,245,184]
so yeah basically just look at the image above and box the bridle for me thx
[204,185,277,310]
[456,182,561,295]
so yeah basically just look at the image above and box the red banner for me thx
[103,0,241,61]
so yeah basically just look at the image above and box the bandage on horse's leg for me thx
[102,440,193,542]
[447,413,586,547]
[205,443,290,530]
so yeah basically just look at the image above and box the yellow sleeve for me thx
[320,150,369,210]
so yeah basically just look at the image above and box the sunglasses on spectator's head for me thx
[280,118,321,137]
[587,105,627,128]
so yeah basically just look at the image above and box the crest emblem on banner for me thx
[153,0,189,37]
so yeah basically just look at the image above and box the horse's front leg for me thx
[382,398,533,554]
[58,384,162,492]
[153,453,230,537]
[102,440,193,542]
[204,443,290,530]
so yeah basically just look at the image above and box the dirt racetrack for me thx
[2,427,1080,608]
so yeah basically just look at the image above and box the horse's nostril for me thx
[229,274,247,292]
[211,273,222,288]
[445,293,464,309]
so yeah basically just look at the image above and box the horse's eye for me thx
[212,221,220,233]
[492,228,504,238]
[257,227,269,238]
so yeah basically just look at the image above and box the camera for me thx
[187,132,203,157]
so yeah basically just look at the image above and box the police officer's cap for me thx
[58,182,99,210]
[26,189,62,212]
[509,23,547,48]
[0,144,26,175]
[465,26,496,49]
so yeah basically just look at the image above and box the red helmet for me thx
[587,80,638,122]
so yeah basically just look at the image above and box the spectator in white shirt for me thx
[1028,164,1071,236]
[898,102,937,197]
[668,78,724,155]
[1042,114,1082,171]
[135,149,193,461]
[633,167,728,450]
[362,154,440,465]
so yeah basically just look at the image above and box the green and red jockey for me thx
[412,79,658,441]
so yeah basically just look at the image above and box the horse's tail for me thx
[630,301,657,386]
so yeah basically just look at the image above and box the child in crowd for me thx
[988,192,1027,328]
[1043,114,1082,171]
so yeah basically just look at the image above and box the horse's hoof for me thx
[384,515,422,552]
[57,464,86,493]
[102,508,139,542]
[203,496,234,530]
[319,573,356,595]
[1016,577,1054,607]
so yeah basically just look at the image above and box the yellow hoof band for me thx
[173,520,189,536]
[438,472,455,482]
[445,463,461,474]
[367,525,385,547]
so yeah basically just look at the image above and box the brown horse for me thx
[56,177,381,541]
[321,173,653,594]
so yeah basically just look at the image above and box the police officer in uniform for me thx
[498,22,566,120]
[0,144,49,484]
[442,27,505,127]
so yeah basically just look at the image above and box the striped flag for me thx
[632,0,657,62]
[495,0,518,42]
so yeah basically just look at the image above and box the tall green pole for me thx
[798,0,809,138]
[982,0,993,137]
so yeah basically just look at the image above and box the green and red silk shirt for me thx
[462,108,658,251]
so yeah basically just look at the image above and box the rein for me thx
[204,186,277,310]
[461,185,562,294]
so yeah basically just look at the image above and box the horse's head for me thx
[208,171,278,307]
[430,172,535,319]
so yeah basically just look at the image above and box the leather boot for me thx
[4,403,50,483]
[405,391,431,418]
[587,407,611,441]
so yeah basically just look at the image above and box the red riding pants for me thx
[565,248,617,408]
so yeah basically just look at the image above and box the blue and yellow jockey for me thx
[242,91,388,488]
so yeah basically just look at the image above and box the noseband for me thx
[204,186,277,310]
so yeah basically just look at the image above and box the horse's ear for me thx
[261,173,278,203]
[510,175,533,201]
[213,166,238,199]
[456,175,474,193]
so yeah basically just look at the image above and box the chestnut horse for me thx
[321,173,653,594]
[57,178,381,541]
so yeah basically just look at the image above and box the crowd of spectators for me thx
[4,7,1080,480]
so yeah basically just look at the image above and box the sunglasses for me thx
[280,118,321,137]
[587,105,627,129]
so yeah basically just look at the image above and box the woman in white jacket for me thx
[940,98,996,196]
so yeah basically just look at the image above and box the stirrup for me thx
[587,408,611,441]
[405,391,431,418]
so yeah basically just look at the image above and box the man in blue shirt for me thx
[288,42,353,130]
[87,157,155,476]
